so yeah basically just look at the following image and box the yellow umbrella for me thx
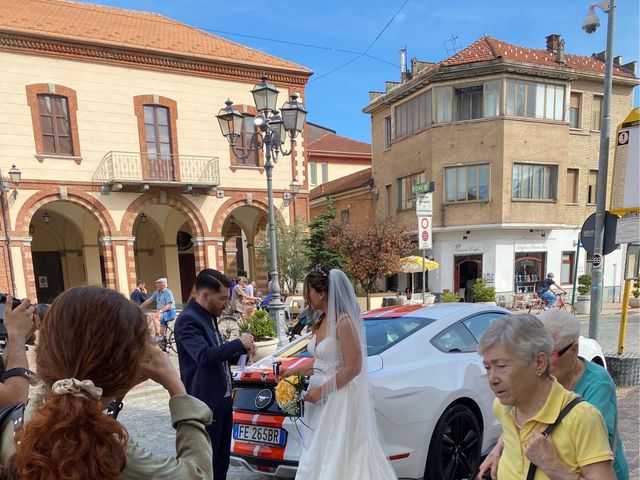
[399,256,439,296]
[399,255,439,273]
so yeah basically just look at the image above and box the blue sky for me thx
[79,0,639,143]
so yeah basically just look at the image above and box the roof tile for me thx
[0,0,311,73]
[308,132,371,155]
[442,35,634,78]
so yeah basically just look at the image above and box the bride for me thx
[280,267,397,480]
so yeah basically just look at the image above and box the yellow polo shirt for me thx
[494,377,613,479]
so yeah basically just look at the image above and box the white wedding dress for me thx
[295,335,397,480]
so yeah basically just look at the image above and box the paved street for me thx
[118,358,639,480]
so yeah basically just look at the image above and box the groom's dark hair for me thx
[195,268,232,293]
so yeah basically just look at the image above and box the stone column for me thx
[82,243,103,286]
[98,237,118,291]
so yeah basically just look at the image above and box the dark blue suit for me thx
[175,300,246,479]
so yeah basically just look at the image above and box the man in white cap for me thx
[142,277,177,343]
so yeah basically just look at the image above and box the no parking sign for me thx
[418,216,432,249]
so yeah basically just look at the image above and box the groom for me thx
[175,268,256,479]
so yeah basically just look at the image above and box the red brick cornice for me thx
[0,33,309,87]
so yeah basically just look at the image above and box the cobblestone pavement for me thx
[119,366,639,480]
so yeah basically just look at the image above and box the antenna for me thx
[443,34,462,55]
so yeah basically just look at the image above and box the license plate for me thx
[233,423,287,446]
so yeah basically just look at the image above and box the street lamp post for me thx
[0,164,22,296]
[582,0,616,340]
[217,78,307,345]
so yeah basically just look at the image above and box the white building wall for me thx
[427,226,624,302]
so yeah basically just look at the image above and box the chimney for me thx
[621,61,637,74]
[556,38,566,64]
[400,48,409,83]
[546,34,562,53]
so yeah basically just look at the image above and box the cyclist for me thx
[141,277,177,344]
[536,272,567,310]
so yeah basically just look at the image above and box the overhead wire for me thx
[307,0,411,85]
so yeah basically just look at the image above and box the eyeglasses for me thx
[551,342,574,359]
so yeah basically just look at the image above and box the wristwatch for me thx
[1,368,36,385]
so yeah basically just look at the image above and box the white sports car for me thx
[230,303,606,479]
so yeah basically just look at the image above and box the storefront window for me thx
[514,253,546,292]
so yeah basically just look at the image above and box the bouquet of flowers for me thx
[275,372,306,417]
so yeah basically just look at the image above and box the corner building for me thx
[364,35,638,302]
[0,0,311,304]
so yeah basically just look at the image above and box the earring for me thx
[536,372,542,377]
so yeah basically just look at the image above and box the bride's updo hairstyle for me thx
[304,266,330,333]
[7,286,150,480]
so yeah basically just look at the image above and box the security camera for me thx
[582,7,600,34]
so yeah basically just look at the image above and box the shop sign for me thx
[514,242,547,252]
[453,242,482,254]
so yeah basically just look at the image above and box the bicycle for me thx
[161,322,177,353]
[528,292,575,314]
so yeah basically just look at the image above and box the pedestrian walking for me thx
[130,279,148,305]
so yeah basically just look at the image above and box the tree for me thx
[256,220,310,293]
[327,217,411,307]
[306,197,345,269]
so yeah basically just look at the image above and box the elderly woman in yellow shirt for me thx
[478,313,615,480]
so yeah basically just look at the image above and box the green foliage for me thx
[632,279,640,299]
[237,269,248,278]
[577,274,592,296]
[441,292,460,303]
[326,217,411,293]
[256,220,310,293]
[306,197,345,270]
[239,309,276,341]
[473,279,496,302]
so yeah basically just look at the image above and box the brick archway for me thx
[13,189,117,297]
[15,188,115,237]
[121,192,209,295]
[211,196,283,238]
[120,192,207,236]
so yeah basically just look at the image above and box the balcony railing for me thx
[92,151,220,188]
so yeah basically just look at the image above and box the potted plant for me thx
[239,309,278,361]
[473,279,496,305]
[575,274,591,315]
[441,291,461,303]
[629,279,640,308]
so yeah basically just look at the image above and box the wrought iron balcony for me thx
[93,151,220,190]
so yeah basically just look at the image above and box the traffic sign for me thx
[416,193,433,216]
[412,182,435,194]
[418,216,432,250]
[580,211,619,255]
[610,108,639,215]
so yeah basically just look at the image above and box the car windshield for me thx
[364,316,434,355]
[272,316,434,359]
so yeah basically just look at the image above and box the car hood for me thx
[234,353,384,384]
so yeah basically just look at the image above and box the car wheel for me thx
[425,404,482,480]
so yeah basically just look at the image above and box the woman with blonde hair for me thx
[0,285,213,479]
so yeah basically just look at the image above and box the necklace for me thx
[512,407,523,429]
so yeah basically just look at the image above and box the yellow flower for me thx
[275,378,295,404]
